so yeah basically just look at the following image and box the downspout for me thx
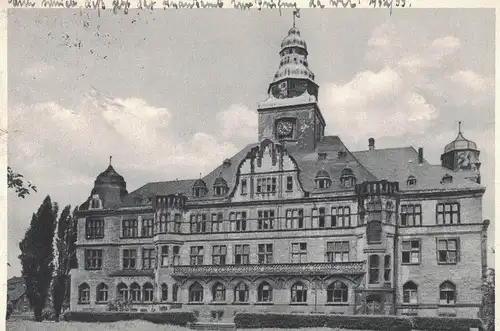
[393,192,400,316]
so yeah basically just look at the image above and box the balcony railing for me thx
[172,262,365,277]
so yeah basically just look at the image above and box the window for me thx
[402,240,420,264]
[291,282,307,303]
[190,214,209,233]
[96,283,108,303]
[141,219,154,237]
[326,241,349,262]
[369,255,380,284]
[327,281,348,303]
[160,246,169,267]
[190,246,204,265]
[172,284,179,302]
[174,213,181,233]
[407,175,417,186]
[436,203,460,224]
[212,213,223,232]
[256,177,277,194]
[85,219,104,239]
[312,207,326,228]
[117,283,128,301]
[189,282,204,302]
[241,179,248,195]
[258,244,273,264]
[291,243,307,263]
[384,255,391,282]
[161,283,168,302]
[157,213,167,234]
[258,210,275,230]
[143,282,154,302]
[130,283,141,303]
[403,282,418,304]
[286,176,293,191]
[230,212,247,232]
[234,244,250,265]
[317,178,331,189]
[331,207,350,227]
[400,204,422,226]
[439,281,456,305]
[367,221,382,244]
[142,248,156,269]
[258,282,273,302]
[122,219,138,238]
[122,249,137,269]
[212,282,226,302]
[78,283,90,304]
[285,209,304,229]
[85,249,103,270]
[90,195,101,209]
[212,245,227,265]
[437,239,459,264]
[234,282,249,303]
[172,246,180,265]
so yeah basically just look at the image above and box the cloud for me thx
[449,70,494,92]
[216,104,258,142]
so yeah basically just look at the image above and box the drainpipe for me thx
[393,196,399,316]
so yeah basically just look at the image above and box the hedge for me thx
[62,311,197,326]
[411,316,484,331]
[234,313,412,331]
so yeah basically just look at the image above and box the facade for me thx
[70,25,490,320]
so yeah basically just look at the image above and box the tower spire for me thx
[458,121,462,134]
[109,156,112,166]
[293,8,300,28]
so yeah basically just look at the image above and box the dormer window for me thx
[338,150,347,158]
[213,177,228,197]
[441,173,453,184]
[407,175,417,186]
[317,152,327,161]
[90,194,102,209]
[192,179,208,198]
[315,170,331,189]
[340,168,356,188]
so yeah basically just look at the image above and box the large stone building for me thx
[70,24,490,320]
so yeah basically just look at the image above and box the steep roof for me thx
[7,277,26,302]
[121,179,196,207]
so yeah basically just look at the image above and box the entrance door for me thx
[365,294,383,315]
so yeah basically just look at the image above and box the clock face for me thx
[276,120,293,138]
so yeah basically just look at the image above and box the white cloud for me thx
[449,70,494,92]
[216,104,257,142]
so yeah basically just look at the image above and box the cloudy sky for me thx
[7,9,494,278]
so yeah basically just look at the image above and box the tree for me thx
[7,166,37,198]
[19,196,58,321]
[52,205,78,322]
[482,269,495,331]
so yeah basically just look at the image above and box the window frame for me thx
[291,242,307,263]
[85,219,104,239]
[400,204,422,227]
[401,239,421,265]
[122,248,137,270]
[84,249,103,270]
[436,202,460,225]
[326,241,349,262]
[436,238,460,265]
[258,243,273,264]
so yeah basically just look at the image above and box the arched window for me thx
[143,282,154,303]
[367,221,382,244]
[369,255,380,284]
[291,282,307,303]
[96,283,108,303]
[407,175,417,186]
[326,281,348,303]
[117,283,128,301]
[234,282,249,303]
[403,281,418,304]
[258,282,273,303]
[78,283,90,304]
[172,283,179,302]
[189,282,204,302]
[130,283,141,303]
[340,168,356,188]
[161,283,168,302]
[439,281,456,305]
[212,282,226,302]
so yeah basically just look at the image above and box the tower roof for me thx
[444,122,478,153]
[95,165,125,185]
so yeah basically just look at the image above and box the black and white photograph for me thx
[4,5,496,331]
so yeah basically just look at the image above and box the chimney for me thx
[368,138,375,151]
[418,148,423,164]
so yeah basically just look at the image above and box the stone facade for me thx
[69,25,488,321]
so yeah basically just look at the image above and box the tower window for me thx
[286,176,293,191]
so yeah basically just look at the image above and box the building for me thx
[70,23,490,320]
[7,276,30,314]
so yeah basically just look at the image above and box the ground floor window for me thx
[96,283,108,303]
[327,281,348,303]
[143,283,154,302]
[78,283,90,304]
[291,282,307,303]
[234,282,249,302]
[190,282,204,302]
[130,283,141,303]
[258,282,273,302]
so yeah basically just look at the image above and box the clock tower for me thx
[257,23,326,151]
[441,122,481,183]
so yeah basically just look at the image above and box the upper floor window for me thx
[230,211,247,232]
[315,170,331,189]
[256,177,277,194]
[122,249,137,269]
[192,179,208,198]
[190,213,209,233]
[401,240,420,264]
[441,173,453,184]
[332,207,350,227]
[286,209,304,229]
[190,246,204,266]
[90,194,102,209]
[291,243,307,263]
[212,245,227,265]
[122,219,138,238]
[234,244,250,265]
[368,255,379,284]
[141,219,154,237]
[326,241,349,262]
[439,281,456,305]
[258,210,275,230]
[211,213,223,232]
[400,204,422,226]
[142,248,156,269]
[258,243,273,264]
[160,246,169,267]
[437,238,459,264]
[312,207,326,228]
[174,214,181,233]
[85,249,103,270]
[436,203,460,225]
[340,168,356,188]
[240,179,248,195]
[403,281,418,304]
[406,175,417,186]
[213,177,228,197]
[85,219,104,239]
[172,245,180,266]
[367,221,382,244]
[286,176,293,191]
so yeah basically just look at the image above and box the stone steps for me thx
[189,321,236,331]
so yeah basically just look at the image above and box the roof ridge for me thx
[352,146,416,153]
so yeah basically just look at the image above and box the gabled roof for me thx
[121,179,196,207]
[7,277,26,302]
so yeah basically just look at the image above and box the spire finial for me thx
[109,156,112,166]
[293,8,300,28]
[458,121,462,134]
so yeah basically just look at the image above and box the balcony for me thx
[172,262,365,277]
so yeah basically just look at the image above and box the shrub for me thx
[411,316,484,331]
[41,308,56,321]
[62,311,197,326]
[234,313,412,330]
